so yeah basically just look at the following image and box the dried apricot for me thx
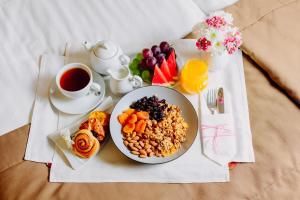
[124,108,135,116]
[89,111,110,126]
[123,123,135,134]
[135,120,146,133]
[127,114,138,124]
[118,113,129,125]
[136,111,149,120]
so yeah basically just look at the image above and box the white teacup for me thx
[56,63,101,99]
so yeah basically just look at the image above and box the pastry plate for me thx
[48,97,113,170]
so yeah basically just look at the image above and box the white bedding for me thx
[193,0,239,13]
[0,0,237,135]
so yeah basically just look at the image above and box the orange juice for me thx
[180,59,208,94]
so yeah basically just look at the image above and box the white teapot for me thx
[83,40,130,75]
[107,66,143,95]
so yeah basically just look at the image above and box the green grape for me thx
[131,68,140,76]
[136,53,143,61]
[129,61,138,71]
[141,70,152,83]
[132,58,140,65]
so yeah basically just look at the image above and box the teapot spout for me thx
[83,41,93,51]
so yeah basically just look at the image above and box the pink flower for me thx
[223,35,242,54]
[196,37,212,51]
[206,16,226,29]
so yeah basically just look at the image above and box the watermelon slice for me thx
[167,50,178,78]
[160,59,172,82]
[152,65,169,86]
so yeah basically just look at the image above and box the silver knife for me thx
[217,87,224,113]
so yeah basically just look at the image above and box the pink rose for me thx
[223,35,241,54]
[196,37,212,51]
[206,16,226,29]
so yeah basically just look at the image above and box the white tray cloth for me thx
[48,39,253,183]
[24,54,63,163]
[50,130,229,183]
[0,0,206,135]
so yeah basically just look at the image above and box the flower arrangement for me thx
[194,11,242,55]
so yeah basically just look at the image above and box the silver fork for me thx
[207,89,217,114]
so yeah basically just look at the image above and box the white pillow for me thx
[193,0,239,13]
[3,0,206,54]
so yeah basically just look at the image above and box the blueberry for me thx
[129,96,167,121]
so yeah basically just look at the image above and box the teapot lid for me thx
[93,41,118,59]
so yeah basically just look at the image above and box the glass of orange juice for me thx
[180,59,208,94]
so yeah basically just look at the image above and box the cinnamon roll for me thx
[72,129,100,158]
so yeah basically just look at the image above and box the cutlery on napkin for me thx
[200,88,236,166]
[217,87,224,113]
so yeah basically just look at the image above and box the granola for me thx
[118,99,188,158]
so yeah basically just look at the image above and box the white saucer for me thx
[49,71,105,114]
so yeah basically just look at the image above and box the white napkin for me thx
[200,90,236,165]
[24,54,64,163]
[0,0,207,135]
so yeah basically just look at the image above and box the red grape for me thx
[156,53,165,64]
[142,48,152,58]
[151,45,161,56]
[166,47,175,58]
[159,41,170,53]
[139,58,147,69]
[146,56,157,69]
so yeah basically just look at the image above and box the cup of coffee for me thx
[56,63,101,99]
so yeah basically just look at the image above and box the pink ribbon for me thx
[201,124,232,154]
[217,98,224,104]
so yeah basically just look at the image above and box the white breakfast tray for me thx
[49,39,254,183]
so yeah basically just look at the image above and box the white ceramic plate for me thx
[110,86,198,164]
[49,71,105,114]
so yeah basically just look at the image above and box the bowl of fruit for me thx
[129,41,179,86]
